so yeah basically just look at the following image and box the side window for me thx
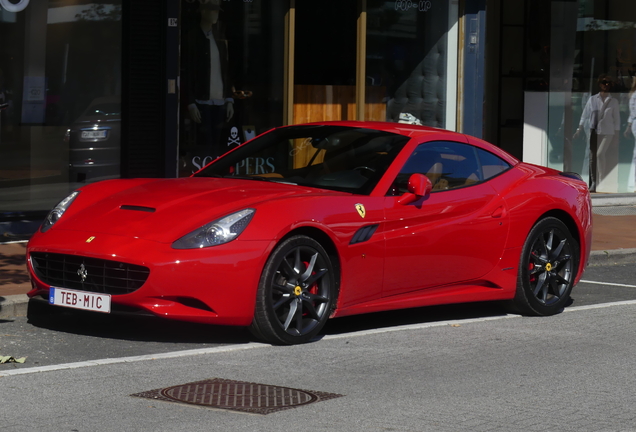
[391,141,483,194]
[475,148,511,180]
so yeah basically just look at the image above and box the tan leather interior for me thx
[425,162,448,190]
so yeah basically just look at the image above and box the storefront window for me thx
[365,0,459,128]
[179,0,285,176]
[541,0,636,193]
[0,1,122,214]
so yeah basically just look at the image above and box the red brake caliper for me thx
[302,261,318,316]
[528,253,536,283]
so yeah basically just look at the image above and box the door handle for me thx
[491,205,506,218]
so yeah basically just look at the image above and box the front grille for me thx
[30,252,150,295]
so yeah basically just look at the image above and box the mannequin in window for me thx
[184,0,234,159]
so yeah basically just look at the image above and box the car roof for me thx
[287,121,520,166]
[295,120,447,138]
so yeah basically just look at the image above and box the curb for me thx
[588,248,636,267]
[1,249,635,321]
[591,194,636,207]
[0,294,29,320]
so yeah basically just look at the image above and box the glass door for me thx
[364,0,459,128]
[292,0,358,124]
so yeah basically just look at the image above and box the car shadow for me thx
[320,296,584,338]
[25,298,573,346]
[322,301,511,337]
[26,299,253,345]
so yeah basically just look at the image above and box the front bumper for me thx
[27,229,273,326]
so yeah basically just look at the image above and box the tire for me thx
[250,235,335,345]
[508,217,579,316]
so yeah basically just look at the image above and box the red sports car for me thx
[26,121,592,344]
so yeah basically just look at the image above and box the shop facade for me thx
[1,0,635,237]
[176,0,460,176]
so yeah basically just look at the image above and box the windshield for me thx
[194,125,410,194]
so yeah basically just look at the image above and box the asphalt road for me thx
[1,263,636,431]
[1,264,635,370]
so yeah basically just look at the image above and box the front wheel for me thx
[508,217,579,316]
[250,235,335,345]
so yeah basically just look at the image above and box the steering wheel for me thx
[353,166,376,174]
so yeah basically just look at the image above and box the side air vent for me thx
[350,225,379,245]
[120,205,156,213]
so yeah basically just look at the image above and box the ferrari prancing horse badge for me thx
[355,203,366,218]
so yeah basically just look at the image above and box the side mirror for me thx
[397,173,432,205]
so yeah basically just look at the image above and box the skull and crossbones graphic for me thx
[227,127,241,146]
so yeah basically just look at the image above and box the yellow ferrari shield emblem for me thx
[355,203,366,218]
[86,236,96,243]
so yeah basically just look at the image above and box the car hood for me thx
[54,177,347,243]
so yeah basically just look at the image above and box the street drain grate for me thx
[592,206,636,216]
[131,378,343,415]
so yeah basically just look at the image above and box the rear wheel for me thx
[250,235,335,345]
[508,217,579,316]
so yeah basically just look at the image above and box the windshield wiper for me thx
[223,175,297,185]
[194,173,223,178]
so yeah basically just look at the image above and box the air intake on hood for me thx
[120,205,156,213]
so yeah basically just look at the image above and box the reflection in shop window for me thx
[179,0,284,177]
[0,1,122,216]
[541,0,636,193]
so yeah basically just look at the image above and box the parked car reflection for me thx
[66,96,120,183]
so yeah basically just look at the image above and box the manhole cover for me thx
[592,206,636,216]
[132,378,343,415]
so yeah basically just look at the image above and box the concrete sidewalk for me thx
[2,193,636,319]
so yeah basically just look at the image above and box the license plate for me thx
[81,130,107,140]
[49,287,111,313]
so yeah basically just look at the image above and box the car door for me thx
[382,141,510,297]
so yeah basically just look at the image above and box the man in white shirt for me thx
[574,74,621,192]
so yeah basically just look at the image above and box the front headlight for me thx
[41,191,80,233]
[172,208,255,249]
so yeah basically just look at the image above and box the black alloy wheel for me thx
[508,217,579,316]
[250,235,335,345]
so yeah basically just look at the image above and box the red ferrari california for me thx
[26,121,592,344]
